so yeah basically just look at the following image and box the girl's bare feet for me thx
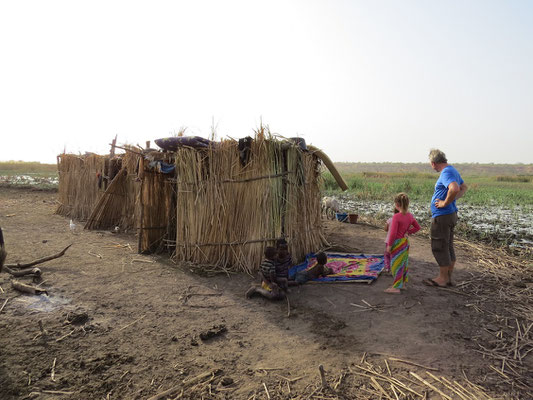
[384,287,401,294]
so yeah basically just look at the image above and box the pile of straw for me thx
[174,133,327,273]
[453,239,533,393]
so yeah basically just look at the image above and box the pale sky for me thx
[1,0,532,164]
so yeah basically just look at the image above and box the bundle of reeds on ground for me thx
[174,133,327,274]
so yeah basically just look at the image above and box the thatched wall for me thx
[56,154,107,220]
[84,151,141,232]
[138,166,175,253]
[174,136,327,273]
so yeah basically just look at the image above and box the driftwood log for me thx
[11,280,48,295]
[3,244,72,270]
[3,267,41,278]
[0,227,6,272]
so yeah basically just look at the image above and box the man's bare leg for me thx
[431,266,449,287]
[448,261,455,285]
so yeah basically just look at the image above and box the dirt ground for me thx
[0,187,531,400]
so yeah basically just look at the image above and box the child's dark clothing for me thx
[293,262,331,284]
[275,255,292,280]
[260,258,277,283]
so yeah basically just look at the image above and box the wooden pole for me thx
[110,135,117,158]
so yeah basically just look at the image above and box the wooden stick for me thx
[5,244,72,269]
[3,266,42,278]
[11,280,47,295]
[286,296,291,317]
[118,315,146,331]
[56,330,75,342]
[51,358,57,381]
[109,143,144,156]
[318,364,328,388]
[388,357,439,372]
[263,382,271,399]
[274,374,303,383]
[41,390,74,395]
[0,298,8,314]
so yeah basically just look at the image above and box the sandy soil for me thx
[0,187,531,400]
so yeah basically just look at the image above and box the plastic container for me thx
[335,212,348,223]
[348,213,359,224]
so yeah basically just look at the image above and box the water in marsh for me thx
[334,195,533,251]
[0,175,58,186]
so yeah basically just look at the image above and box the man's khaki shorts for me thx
[431,212,458,267]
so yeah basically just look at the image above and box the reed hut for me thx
[173,134,327,273]
[57,131,344,274]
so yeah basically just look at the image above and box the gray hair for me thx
[429,149,447,164]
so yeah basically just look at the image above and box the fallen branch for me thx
[3,266,41,278]
[11,280,47,295]
[0,298,8,314]
[4,244,72,269]
[388,357,439,372]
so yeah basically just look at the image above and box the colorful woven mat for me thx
[289,253,385,283]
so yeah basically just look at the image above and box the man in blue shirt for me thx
[425,149,467,288]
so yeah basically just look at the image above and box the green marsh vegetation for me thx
[0,161,58,190]
[0,161,58,178]
[323,166,533,208]
[323,163,533,253]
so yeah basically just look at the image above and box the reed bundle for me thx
[55,154,107,220]
[174,134,327,273]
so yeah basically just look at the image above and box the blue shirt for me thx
[431,165,464,217]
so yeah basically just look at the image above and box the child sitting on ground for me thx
[291,252,331,285]
[275,242,292,290]
[246,246,285,300]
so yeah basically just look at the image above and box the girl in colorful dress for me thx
[383,207,399,273]
[384,193,421,294]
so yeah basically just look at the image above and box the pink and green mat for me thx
[289,253,385,283]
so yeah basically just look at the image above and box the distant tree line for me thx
[333,162,533,177]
